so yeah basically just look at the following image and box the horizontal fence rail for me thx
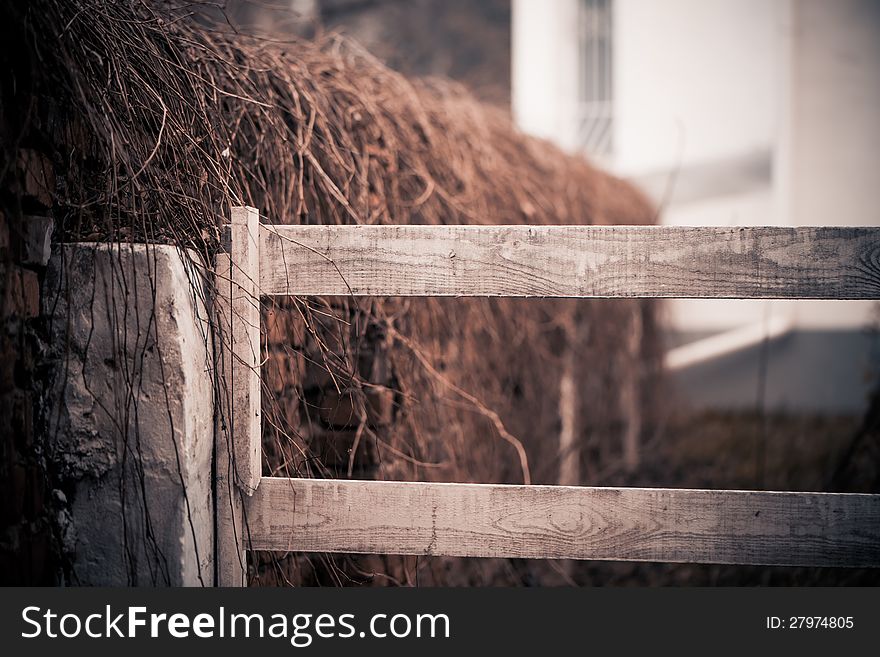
[213,210,880,585]
[246,478,880,568]
[259,224,880,298]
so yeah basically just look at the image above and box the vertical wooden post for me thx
[227,205,262,492]
[556,353,580,582]
[558,357,580,487]
[214,369,246,586]
[215,205,262,586]
[620,304,643,473]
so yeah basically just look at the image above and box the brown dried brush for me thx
[7,0,663,586]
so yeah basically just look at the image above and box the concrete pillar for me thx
[43,243,214,585]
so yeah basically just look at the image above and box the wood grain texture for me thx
[214,241,250,585]
[247,478,880,567]
[214,416,246,586]
[218,207,262,494]
[259,225,880,298]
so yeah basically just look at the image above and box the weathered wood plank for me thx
[259,225,880,298]
[214,400,246,586]
[218,207,262,494]
[214,248,247,586]
[247,478,880,567]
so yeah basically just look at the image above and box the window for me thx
[577,0,613,157]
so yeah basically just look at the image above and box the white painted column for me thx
[512,0,581,152]
[44,244,214,586]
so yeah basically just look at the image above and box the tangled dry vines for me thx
[5,0,662,585]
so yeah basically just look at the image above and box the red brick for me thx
[263,349,306,395]
[306,427,378,470]
[21,269,39,317]
[263,303,306,345]
[264,350,290,395]
[317,389,362,428]
[2,266,39,318]
[316,387,395,428]
[365,387,396,426]
[15,149,54,207]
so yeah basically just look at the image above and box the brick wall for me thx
[0,148,58,584]
[262,300,397,481]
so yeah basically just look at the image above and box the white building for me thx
[513,0,880,413]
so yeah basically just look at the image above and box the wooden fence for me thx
[214,206,880,585]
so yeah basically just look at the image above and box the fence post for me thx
[621,305,642,472]
[215,205,262,586]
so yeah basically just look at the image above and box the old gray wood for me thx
[214,249,248,586]
[246,478,880,567]
[259,224,880,298]
[214,207,262,585]
[218,207,262,494]
[214,409,246,586]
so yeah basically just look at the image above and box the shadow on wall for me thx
[671,330,880,416]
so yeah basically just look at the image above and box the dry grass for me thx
[6,0,661,585]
